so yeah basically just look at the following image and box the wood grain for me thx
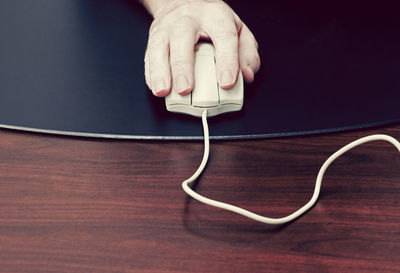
[0,124,400,273]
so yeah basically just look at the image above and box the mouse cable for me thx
[181,109,400,225]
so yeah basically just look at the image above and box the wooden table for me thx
[0,124,399,273]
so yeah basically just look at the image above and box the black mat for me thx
[1,0,399,139]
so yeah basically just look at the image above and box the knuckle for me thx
[145,52,165,69]
[151,74,165,84]
[248,54,261,71]
[212,27,238,41]
[147,58,163,68]
[147,32,168,49]
[174,16,194,29]
[170,59,188,71]
[254,40,259,50]
[218,54,235,67]
[249,53,260,65]
[171,24,194,37]
[174,3,191,17]
[255,55,261,66]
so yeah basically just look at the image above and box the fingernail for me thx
[221,70,233,87]
[179,89,191,96]
[155,90,169,97]
[175,75,189,94]
[154,80,167,96]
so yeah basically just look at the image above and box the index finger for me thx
[169,17,198,95]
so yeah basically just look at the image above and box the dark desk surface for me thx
[0,124,399,272]
[2,0,400,139]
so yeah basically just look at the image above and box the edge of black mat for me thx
[1,119,399,141]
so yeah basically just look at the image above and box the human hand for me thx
[142,0,261,97]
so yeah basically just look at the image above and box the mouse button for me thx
[195,42,215,57]
[165,88,192,106]
[191,55,219,107]
[219,71,244,105]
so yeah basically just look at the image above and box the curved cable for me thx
[182,109,400,224]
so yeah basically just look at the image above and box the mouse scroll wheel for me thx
[191,54,219,107]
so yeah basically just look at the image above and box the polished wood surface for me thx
[0,124,400,273]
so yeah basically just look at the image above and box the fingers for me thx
[144,1,261,98]
[145,18,198,97]
[145,29,171,97]
[169,17,197,95]
[239,24,261,84]
[210,21,240,89]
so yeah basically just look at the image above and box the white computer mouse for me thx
[165,42,244,117]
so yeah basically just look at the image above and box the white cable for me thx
[182,109,400,224]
